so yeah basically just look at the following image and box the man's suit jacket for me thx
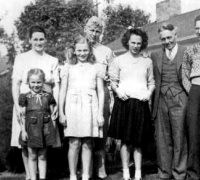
[151,45,187,120]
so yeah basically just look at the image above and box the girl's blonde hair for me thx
[66,35,96,64]
[27,68,45,83]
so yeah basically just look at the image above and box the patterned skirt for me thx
[108,97,151,148]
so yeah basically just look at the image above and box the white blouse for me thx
[12,50,59,93]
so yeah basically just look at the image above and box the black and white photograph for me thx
[0,0,200,179]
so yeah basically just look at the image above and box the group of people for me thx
[10,13,200,180]
[11,16,113,180]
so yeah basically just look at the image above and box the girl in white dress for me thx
[59,35,105,180]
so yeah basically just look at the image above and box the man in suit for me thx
[151,23,188,180]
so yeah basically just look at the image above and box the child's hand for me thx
[59,114,67,127]
[116,88,129,101]
[109,96,114,113]
[141,90,151,102]
[97,115,104,127]
[115,139,121,152]
[51,105,58,120]
[51,113,57,121]
[15,106,24,124]
[52,120,56,128]
[21,131,28,141]
[106,137,113,151]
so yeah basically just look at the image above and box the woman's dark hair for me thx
[66,35,96,64]
[121,28,148,51]
[29,25,46,39]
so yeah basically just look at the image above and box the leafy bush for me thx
[102,4,150,45]
[0,70,13,171]
[15,0,95,63]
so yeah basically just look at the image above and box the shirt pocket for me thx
[43,114,52,135]
[84,92,93,104]
[28,116,39,137]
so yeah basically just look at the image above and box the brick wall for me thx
[156,0,181,22]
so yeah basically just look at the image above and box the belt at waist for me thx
[26,110,50,114]
[26,108,50,113]
[67,89,97,105]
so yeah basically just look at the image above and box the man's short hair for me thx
[158,23,176,33]
[194,15,200,25]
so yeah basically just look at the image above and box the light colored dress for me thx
[61,62,103,137]
[11,50,61,148]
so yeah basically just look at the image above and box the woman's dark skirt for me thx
[108,97,151,149]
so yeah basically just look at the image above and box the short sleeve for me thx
[19,94,27,107]
[12,54,25,81]
[60,63,70,79]
[96,63,104,79]
[147,58,155,89]
[107,49,115,65]
[108,57,120,82]
[48,93,56,105]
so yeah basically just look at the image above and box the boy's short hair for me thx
[85,16,103,30]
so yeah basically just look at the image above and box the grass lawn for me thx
[0,158,158,180]
[0,171,158,180]
[0,172,25,180]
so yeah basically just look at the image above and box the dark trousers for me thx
[94,85,110,151]
[186,85,200,180]
[93,84,111,176]
[155,89,187,180]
